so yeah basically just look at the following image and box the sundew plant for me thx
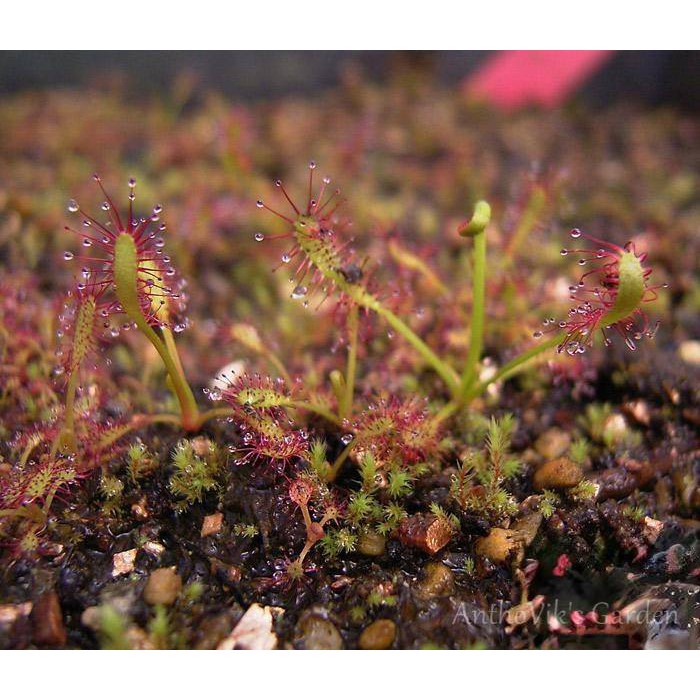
[0,154,667,599]
[56,167,660,441]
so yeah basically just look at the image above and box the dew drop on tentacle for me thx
[254,232,265,242]
[570,228,582,238]
[209,388,221,401]
[256,200,264,208]
[291,285,308,299]
[63,251,74,260]
[560,248,568,256]
[67,199,79,213]
[341,433,353,445]
[533,330,544,338]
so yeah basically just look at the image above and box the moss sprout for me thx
[168,439,223,509]
[451,414,522,519]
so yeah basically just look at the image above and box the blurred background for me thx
[1,49,697,372]
[1,51,698,109]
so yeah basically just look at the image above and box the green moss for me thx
[451,414,521,519]
[97,605,131,650]
[168,439,223,509]
[126,441,157,483]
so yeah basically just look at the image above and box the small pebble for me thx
[359,619,396,650]
[143,567,182,606]
[295,611,343,649]
[201,512,224,537]
[623,399,651,426]
[357,531,386,557]
[330,576,353,591]
[602,413,630,445]
[31,591,66,647]
[475,528,521,563]
[218,604,277,650]
[642,516,664,544]
[679,340,700,366]
[141,541,165,558]
[533,457,583,491]
[397,514,453,554]
[131,496,149,520]
[80,606,101,631]
[112,548,137,577]
[0,602,32,627]
[534,427,571,460]
[413,562,455,600]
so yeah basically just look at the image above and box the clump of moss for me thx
[168,438,224,511]
[450,414,522,520]
[126,441,157,484]
[98,473,124,517]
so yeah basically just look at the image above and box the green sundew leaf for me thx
[70,295,97,370]
[599,251,646,328]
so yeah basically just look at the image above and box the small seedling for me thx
[450,414,522,519]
